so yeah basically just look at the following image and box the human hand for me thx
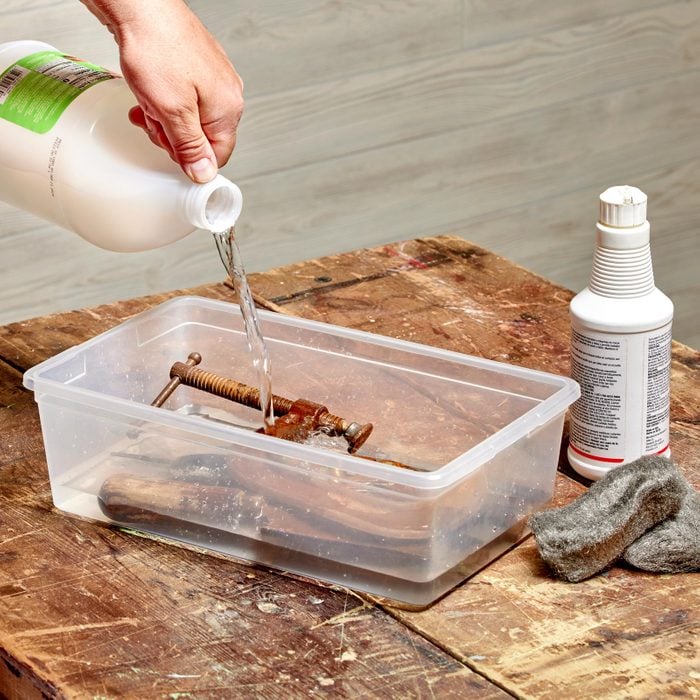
[81,0,244,183]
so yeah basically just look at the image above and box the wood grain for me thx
[391,538,699,699]
[461,0,676,48]
[0,362,502,699]
[193,0,464,95]
[230,1,700,178]
[247,235,698,699]
[2,1,119,68]
[234,235,700,698]
[1,235,698,698]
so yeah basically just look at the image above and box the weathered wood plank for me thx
[0,362,43,469]
[0,489,500,698]
[390,538,699,699]
[0,365,504,697]
[1,235,697,698]
[245,235,700,698]
[246,237,574,372]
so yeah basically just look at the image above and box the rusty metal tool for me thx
[151,352,202,407]
[151,353,373,453]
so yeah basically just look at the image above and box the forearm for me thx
[79,0,222,70]
[80,0,186,40]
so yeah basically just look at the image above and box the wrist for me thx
[81,0,183,41]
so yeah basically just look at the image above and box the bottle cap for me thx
[599,185,647,227]
[185,175,243,233]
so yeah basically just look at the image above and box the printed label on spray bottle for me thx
[644,325,672,452]
[0,51,116,134]
[569,324,671,463]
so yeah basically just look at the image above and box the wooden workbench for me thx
[1,236,697,699]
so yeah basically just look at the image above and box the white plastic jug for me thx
[0,40,242,252]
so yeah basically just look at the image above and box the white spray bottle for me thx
[567,186,673,480]
[0,40,242,251]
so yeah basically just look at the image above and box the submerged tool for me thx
[98,453,431,552]
[151,352,373,453]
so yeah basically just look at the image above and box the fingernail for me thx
[187,158,217,183]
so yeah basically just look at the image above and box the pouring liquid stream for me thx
[214,228,275,432]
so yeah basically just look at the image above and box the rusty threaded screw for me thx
[168,359,372,452]
[170,361,292,414]
[151,352,202,407]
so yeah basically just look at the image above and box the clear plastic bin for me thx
[24,296,579,606]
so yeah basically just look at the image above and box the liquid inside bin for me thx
[25,296,579,606]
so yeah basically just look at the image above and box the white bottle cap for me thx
[185,175,243,233]
[599,185,647,227]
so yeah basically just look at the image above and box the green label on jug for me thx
[0,50,117,134]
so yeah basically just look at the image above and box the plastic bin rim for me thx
[23,295,580,489]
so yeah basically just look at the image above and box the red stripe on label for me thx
[569,443,625,463]
[655,444,670,455]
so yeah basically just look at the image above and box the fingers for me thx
[128,105,171,155]
[128,105,146,129]
[129,99,243,182]
[156,102,218,183]
[210,132,237,168]
[200,82,244,168]
[129,103,220,183]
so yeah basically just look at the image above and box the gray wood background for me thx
[1,0,698,347]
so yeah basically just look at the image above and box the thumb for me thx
[160,109,218,184]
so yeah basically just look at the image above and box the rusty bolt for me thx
[164,355,372,453]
